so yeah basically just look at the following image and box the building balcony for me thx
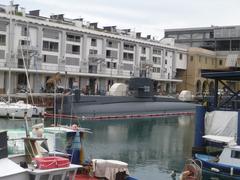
[42,48,58,52]
[66,37,81,43]
[18,45,38,53]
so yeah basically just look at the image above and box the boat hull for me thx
[195,153,240,179]
[57,95,196,118]
[0,102,33,118]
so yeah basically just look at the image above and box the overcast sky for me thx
[2,0,240,39]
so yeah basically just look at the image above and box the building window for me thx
[42,41,59,52]
[0,50,5,59]
[179,53,183,60]
[141,47,146,54]
[72,45,80,54]
[219,59,223,65]
[42,54,58,64]
[165,51,168,56]
[66,34,81,42]
[190,56,193,61]
[0,34,6,46]
[106,50,118,58]
[21,26,28,36]
[140,56,146,61]
[91,38,97,46]
[106,40,118,48]
[106,50,111,58]
[43,55,47,62]
[43,29,59,39]
[231,150,240,159]
[89,49,98,55]
[123,43,134,51]
[66,44,80,54]
[107,61,117,69]
[153,48,161,55]
[20,40,30,46]
[210,32,214,38]
[107,62,110,68]
[153,67,156,72]
[123,52,134,61]
[153,67,160,73]
[165,59,167,64]
[108,41,112,47]
[153,56,161,64]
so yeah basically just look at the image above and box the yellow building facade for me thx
[177,47,228,95]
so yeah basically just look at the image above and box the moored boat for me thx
[0,101,33,118]
[192,68,240,179]
[0,130,81,180]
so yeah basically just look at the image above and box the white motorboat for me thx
[195,135,240,179]
[0,100,33,118]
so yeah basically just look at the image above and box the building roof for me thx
[188,47,216,56]
[165,26,215,32]
[0,12,186,52]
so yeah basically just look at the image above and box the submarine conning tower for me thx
[128,77,154,98]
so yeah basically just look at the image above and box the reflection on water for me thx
[0,118,43,154]
[0,117,42,130]
[1,115,195,180]
[80,115,195,180]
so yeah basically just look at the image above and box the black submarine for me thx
[55,78,196,120]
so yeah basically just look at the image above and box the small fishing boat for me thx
[194,135,240,179]
[0,130,81,180]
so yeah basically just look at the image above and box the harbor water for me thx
[1,115,195,179]
[80,115,195,180]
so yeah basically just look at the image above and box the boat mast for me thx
[19,21,34,105]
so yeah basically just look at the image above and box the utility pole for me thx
[8,1,14,103]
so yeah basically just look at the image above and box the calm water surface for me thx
[1,116,198,179]
[80,116,195,180]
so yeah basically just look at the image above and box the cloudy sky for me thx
[2,0,240,39]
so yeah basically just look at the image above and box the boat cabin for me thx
[219,146,240,167]
[44,126,92,164]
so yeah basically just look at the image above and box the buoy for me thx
[211,167,220,172]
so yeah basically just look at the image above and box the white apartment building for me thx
[0,3,187,95]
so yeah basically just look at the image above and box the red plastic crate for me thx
[34,156,70,169]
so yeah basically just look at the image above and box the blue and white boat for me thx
[195,135,240,179]
[192,69,240,179]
